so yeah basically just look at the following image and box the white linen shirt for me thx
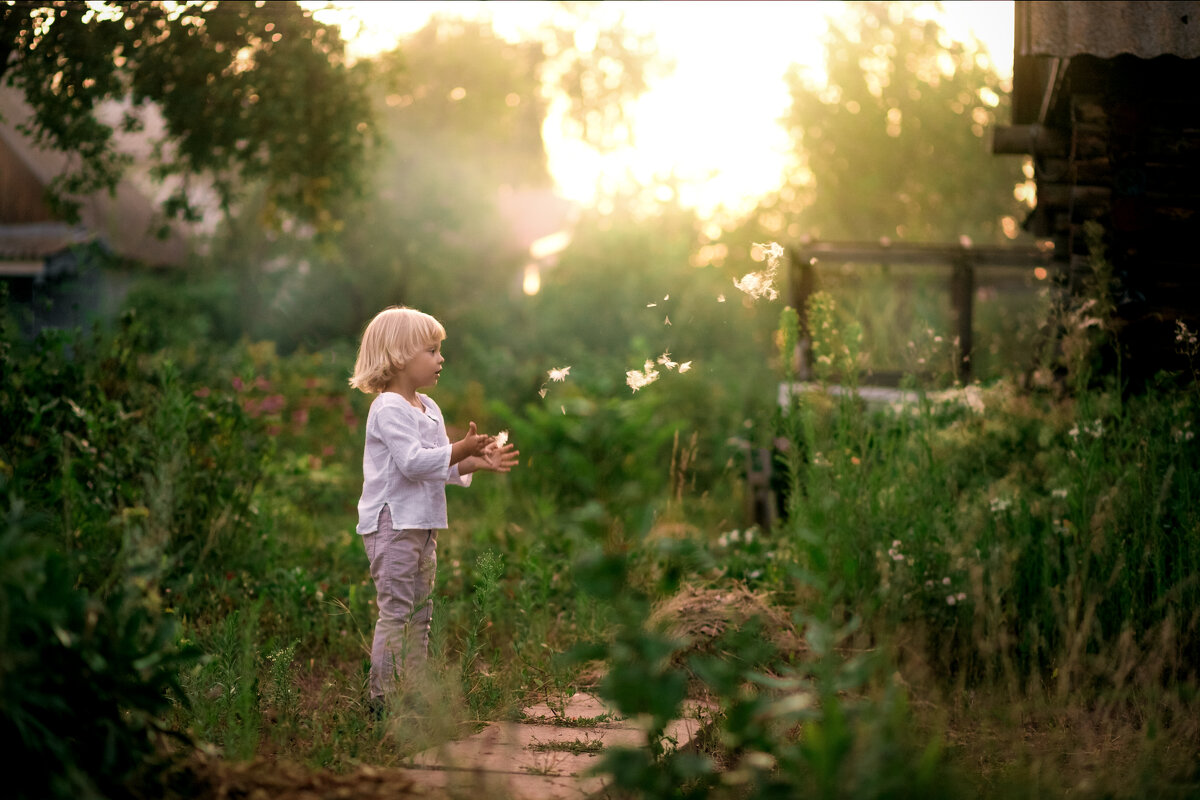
[356,392,471,534]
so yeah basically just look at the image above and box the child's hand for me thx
[480,440,520,473]
[461,421,493,457]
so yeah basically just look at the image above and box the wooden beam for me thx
[992,124,1069,156]
[790,240,1053,268]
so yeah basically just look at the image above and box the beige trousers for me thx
[363,505,437,700]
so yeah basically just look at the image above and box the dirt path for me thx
[173,691,714,800]
[399,691,715,799]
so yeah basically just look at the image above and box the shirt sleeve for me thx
[376,404,452,483]
[447,462,472,488]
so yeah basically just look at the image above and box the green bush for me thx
[0,481,195,800]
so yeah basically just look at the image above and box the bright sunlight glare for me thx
[304,1,1015,222]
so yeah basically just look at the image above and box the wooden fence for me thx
[786,239,1055,383]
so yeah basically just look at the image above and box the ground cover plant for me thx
[2,222,1198,800]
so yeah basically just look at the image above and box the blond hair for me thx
[349,306,446,393]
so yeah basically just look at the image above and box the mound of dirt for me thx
[648,583,805,661]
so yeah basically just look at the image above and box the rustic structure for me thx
[787,239,1053,383]
[992,1,1200,379]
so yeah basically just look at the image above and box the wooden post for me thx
[950,257,974,383]
[788,246,817,381]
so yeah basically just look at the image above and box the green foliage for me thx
[0,312,271,592]
[0,481,196,800]
[0,0,372,229]
[779,0,1024,242]
[772,306,1200,686]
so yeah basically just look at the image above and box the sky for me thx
[305,1,1015,221]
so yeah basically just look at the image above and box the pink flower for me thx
[232,376,245,391]
[193,387,211,398]
[259,394,286,415]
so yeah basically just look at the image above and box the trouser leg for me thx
[363,506,437,699]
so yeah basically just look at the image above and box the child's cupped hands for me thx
[480,439,520,473]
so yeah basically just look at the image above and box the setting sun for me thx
[303,1,1015,221]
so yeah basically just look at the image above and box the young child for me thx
[348,306,518,712]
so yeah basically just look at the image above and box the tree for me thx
[0,0,372,230]
[778,1,1024,243]
[224,8,669,347]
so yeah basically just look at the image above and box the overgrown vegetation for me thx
[2,3,1197,799]
[3,211,1198,799]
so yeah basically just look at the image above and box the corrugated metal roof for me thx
[1020,1,1200,59]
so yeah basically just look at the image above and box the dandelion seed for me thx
[548,366,571,382]
[664,315,671,326]
[657,351,678,370]
[538,388,548,398]
[664,293,670,301]
[733,271,779,301]
[561,405,566,415]
[494,430,508,448]
[678,361,693,373]
[626,361,661,392]
[717,294,726,303]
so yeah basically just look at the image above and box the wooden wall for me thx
[0,136,54,223]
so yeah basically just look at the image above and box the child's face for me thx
[405,340,444,390]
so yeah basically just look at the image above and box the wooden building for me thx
[1,85,192,333]
[993,1,1200,379]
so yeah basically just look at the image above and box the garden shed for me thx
[992,0,1200,377]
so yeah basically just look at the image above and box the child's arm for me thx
[458,441,520,475]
